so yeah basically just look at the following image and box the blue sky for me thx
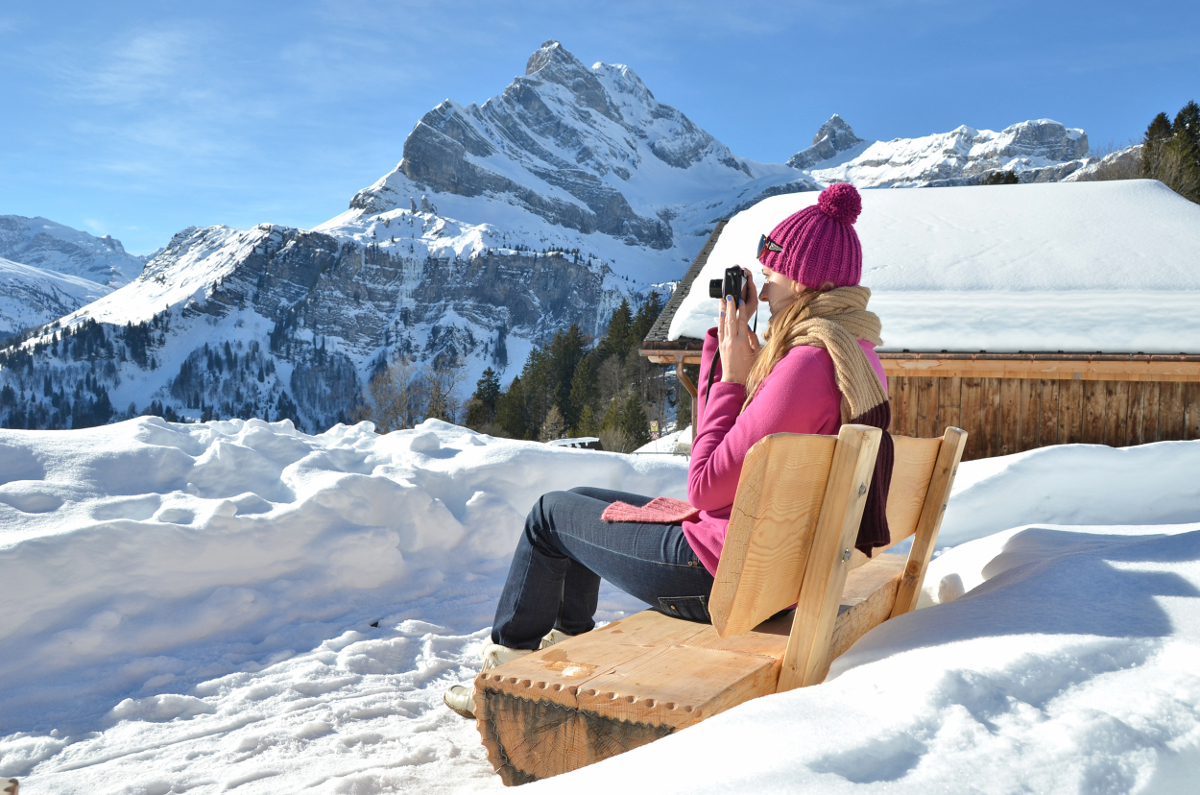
[1,0,1196,255]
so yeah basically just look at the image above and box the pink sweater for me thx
[683,328,888,575]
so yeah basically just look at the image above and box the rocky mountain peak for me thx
[351,40,793,251]
[787,114,870,170]
[518,40,622,123]
[525,40,573,76]
[813,114,861,147]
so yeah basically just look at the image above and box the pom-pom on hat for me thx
[758,183,863,289]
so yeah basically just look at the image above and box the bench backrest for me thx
[709,424,967,689]
[709,424,880,636]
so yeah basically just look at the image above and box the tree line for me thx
[1142,100,1200,203]
[461,293,675,452]
[1077,100,1199,203]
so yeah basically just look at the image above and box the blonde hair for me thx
[742,283,823,411]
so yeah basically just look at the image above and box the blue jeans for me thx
[491,487,716,649]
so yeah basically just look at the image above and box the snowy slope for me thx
[669,180,1200,352]
[1,419,1199,792]
[57,225,255,327]
[0,257,109,339]
[0,215,146,288]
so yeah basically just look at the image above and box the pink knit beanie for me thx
[758,183,863,289]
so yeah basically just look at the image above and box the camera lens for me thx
[709,279,723,299]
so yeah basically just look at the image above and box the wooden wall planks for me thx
[887,374,1200,461]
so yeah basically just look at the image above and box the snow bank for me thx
[0,417,682,789]
[4,417,1200,793]
[940,439,1200,547]
[669,180,1200,352]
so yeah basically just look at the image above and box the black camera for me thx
[709,267,745,306]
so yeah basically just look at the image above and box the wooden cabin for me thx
[642,181,1200,461]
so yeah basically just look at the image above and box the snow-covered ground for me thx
[2,418,1199,793]
[670,180,1200,353]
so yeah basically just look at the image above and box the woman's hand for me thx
[717,284,760,385]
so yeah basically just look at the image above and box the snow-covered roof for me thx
[669,180,1200,353]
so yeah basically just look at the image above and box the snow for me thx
[669,180,1200,352]
[3,417,1200,792]
[0,256,110,338]
[55,225,257,329]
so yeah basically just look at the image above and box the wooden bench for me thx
[473,424,967,785]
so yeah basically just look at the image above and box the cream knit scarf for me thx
[772,286,886,423]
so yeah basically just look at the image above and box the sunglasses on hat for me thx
[757,234,783,259]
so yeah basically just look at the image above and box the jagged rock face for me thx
[1064,144,1143,182]
[0,220,620,431]
[351,41,771,251]
[787,115,869,170]
[185,225,614,358]
[0,216,145,287]
[798,119,1091,187]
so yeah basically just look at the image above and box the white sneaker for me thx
[539,628,574,649]
[443,684,476,719]
[443,642,534,719]
[481,642,533,671]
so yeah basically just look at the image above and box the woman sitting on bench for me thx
[445,183,893,717]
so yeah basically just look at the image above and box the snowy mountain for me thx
[325,40,819,284]
[0,41,820,433]
[0,41,1115,434]
[0,215,146,287]
[793,117,1092,187]
[0,257,109,340]
[0,217,147,339]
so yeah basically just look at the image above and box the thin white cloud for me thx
[83,218,106,234]
[74,26,201,106]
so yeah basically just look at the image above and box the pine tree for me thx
[1173,100,1200,181]
[548,325,587,429]
[1143,104,1200,203]
[465,366,501,429]
[1143,111,1175,177]
[575,404,598,437]
[494,376,528,439]
[568,352,599,431]
[599,300,634,359]
[979,170,1020,185]
[620,392,651,449]
[632,291,663,345]
[597,396,627,452]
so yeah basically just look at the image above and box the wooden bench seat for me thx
[475,424,967,785]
